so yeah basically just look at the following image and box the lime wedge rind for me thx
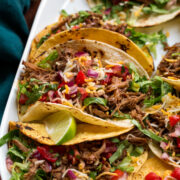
[44,111,76,145]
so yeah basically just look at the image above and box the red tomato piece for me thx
[72,25,79,30]
[169,115,180,127]
[58,82,66,89]
[177,138,180,148]
[112,65,122,76]
[110,169,124,180]
[75,71,86,85]
[19,94,28,104]
[78,88,88,100]
[37,146,57,163]
[145,172,162,180]
[100,73,113,85]
[56,29,61,33]
[171,167,180,180]
[39,93,48,102]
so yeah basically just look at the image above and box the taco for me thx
[29,10,167,67]
[131,93,180,167]
[129,156,174,179]
[9,120,133,146]
[157,43,180,90]
[0,125,148,180]
[32,28,154,74]
[87,0,180,27]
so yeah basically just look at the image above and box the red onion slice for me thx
[6,157,13,172]
[48,90,56,102]
[119,172,128,180]
[69,85,78,96]
[161,152,169,160]
[67,170,77,179]
[160,142,168,150]
[75,51,88,57]
[87,69,98,78]
[169,125,180,137]
[104,8,111,15]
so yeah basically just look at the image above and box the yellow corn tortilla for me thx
[129,156,173,180]
[9,121,132,145]
[19,39,149,128]
[87,0,180,27]
[32,28,153,75]
[9,121,148,174]
[29,22,58,61]
[159,76,180,91]
[149,141,180,168]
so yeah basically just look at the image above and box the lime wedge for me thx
[44,111,76,145]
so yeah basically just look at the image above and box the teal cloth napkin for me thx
[0,0,30,122]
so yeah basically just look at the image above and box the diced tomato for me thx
[78,88,88,100]
[169,115,180,127]
[37,146,57,163]
[72,25,79,30]
[56,29,61,33]
[39,93,48,102]
[121,66,130,81]
[58,82,66,89]
[171,167,180,180]
[145,172,162,180]
[75,71,86,86]
[19,94,28,104]
[110,170,124,180]
[112,65,122,76]
[177,138,180,148]
[100,73,113,85]
[105,152,112,159]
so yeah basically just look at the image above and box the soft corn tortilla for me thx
[149,141,180,168]
[160,77,180,91]
[29,22,58,61]
[29,24,153,74]
[129,156,173,180]
[9,121,147,174]
[87,0,180,27]
[33,28,153,75]
[19,39,149,128]
[9,121,132,146]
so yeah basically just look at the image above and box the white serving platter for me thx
[0,0,180,179]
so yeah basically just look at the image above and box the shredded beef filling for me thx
[51,12,131,38]
[86,76,146,123]
[8,134,147,180]
[158,43,180,79]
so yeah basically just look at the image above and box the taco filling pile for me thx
[18,40,172,126]
[34,10,167,58]
[147,93,180,166]
[158,43,180,79]
[87,0,180,27]
[2,129,147,180]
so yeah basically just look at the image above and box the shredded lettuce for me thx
[142,76,172,107]
[36,34,50,48]
[117,156,134,173]
[113,111,132,119]
[61,9,68,17]
[70,11,90,26]
[10,162,29,180]
[8,146,25,160]
[132,119,168,143]
[109,143,125,164]
[84,97,107,106]
[126,29,167,57]
[89,171,97,180]
[0,130,19,147]
[18,81,58,105]
[38,50,58,69]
